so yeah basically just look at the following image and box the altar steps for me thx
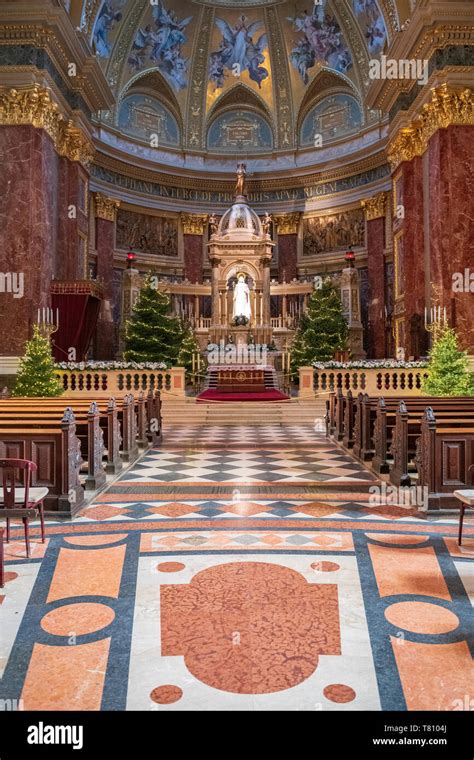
[161,398,327,426]
[205,366,277,390]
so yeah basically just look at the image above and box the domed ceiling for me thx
[87,0,401,158]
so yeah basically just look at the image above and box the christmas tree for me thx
[124,276,184,365]
[291,279,348,371]
[13,325,63,397]
[422,325,473,396]
[177,323,204,377]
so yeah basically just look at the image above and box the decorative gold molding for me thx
[180,214,208,235]
[94,193,120,222]
[388,84,474,170]
[0,85,95,168]
[274,213,301,235]
[361,191,388,221]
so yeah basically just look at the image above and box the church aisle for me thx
[0,425,473,712]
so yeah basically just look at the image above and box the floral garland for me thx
[55,361,168,371]
[312,360,429,370]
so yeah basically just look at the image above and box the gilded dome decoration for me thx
[87,0,398,162]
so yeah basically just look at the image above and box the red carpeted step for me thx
[197,389,290,403]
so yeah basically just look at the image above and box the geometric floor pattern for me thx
[1,425,473,711]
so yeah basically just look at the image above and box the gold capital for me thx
[274,213,301,235]
[94,193,120,221]
[180,214,207,235]
[0,85,95,168]
[361,192,387,221]
[388,84,474,171]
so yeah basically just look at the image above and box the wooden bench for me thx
[415,411,474,509]
[0,408,84,515]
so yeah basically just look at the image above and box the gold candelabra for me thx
[37,307,59,340]
[424,304,448,340]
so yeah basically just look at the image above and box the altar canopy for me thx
[207,165,275,347]
[51,282,103,362]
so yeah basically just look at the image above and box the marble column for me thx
[275,213,300,283]
[0,125,59,358]
[401,155,425,358]
[428,125,474,352]
[181,214,207,284]
[362,192,387,359]
[210,257,220,327]
[57,157,90,281]
[95,193,120,359]
[261,258,271,326]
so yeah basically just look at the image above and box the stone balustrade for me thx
[56,367,186,398]
[298,366,430,398]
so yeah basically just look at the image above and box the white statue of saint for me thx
[233,274,251,320]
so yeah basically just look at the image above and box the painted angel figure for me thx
[210,16,268,89]
[93,0,125,58]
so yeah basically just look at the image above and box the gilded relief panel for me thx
[116,209,178,257]
[303,208,365,256]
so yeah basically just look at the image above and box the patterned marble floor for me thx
[1,425,473,711]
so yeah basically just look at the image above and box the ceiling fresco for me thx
[88,0,396,153]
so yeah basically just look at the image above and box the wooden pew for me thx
[415,408,474,509]
[0,408,84,515]
[0,402,109,489]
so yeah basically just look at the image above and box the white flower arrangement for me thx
[312,360,429,370]
[55,361,168,371]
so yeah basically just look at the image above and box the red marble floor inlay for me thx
[161,561,341,694]
[311,561,340,572]
[150,685,183,704]
[323,684,356,703]
[157,562,186,573]
[41,602,115,637]
[385,601,459,635]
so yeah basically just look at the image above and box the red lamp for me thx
[127,248,137,268]
[345,246,355,267]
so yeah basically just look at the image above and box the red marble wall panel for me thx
[401,156,425,357]
[95,217,116,359]
[428,125,474,352]
[278,234,298,282]
[366,217,386,358]
[183,234,203,284]
[0,125,58,356]
[56,157,88,281]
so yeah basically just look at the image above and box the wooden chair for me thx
[454,464,474,546]
[0,527,4,588]
[0,459,48,558]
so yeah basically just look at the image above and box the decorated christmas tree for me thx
[13,325,63,397]
[177,323,204,377]
[124,276,183,365]
[291,279,348,371]
[422,325,473,396]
